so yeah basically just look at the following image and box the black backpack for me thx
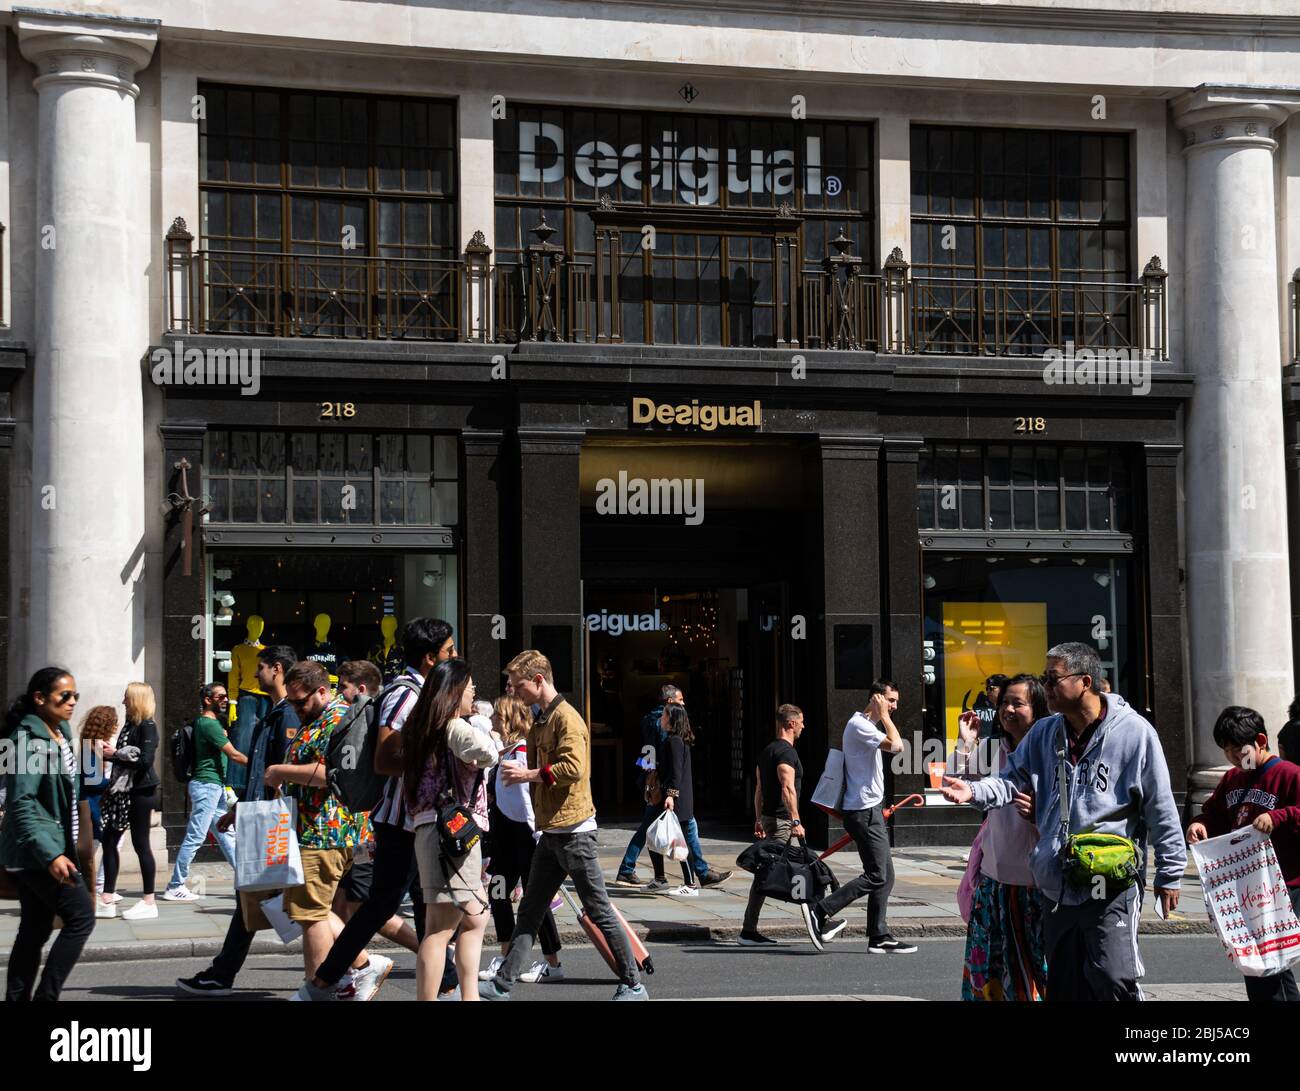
[170,721,196,784]
[325,694,386,813]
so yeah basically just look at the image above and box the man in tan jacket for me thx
[479,650,648,1001]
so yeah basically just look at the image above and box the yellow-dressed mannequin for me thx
[307,612,340,687]
[369,614,405,684]
[227,615,266,723]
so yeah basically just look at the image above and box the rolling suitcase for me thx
[560,885,654,975]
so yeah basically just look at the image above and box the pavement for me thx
[0,821,1214,964]
[45,935,1245,1002]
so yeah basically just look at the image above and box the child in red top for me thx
[1188,706,1300,1002]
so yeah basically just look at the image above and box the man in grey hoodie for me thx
[942,642,1185,1000]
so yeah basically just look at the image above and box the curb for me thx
[38,915,1215,964]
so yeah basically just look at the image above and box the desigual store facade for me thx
[2,2,1298,847]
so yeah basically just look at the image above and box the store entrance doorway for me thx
[579,436,820,822]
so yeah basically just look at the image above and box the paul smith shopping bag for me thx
[234,795,305,892]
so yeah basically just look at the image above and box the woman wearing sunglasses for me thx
[0,667,96,1000]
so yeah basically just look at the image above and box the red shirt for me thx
[1197,757,1300,886]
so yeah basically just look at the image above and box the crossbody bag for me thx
[1056,729,1139,898]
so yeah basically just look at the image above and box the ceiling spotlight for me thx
[1072,558,1088,566]
[923,575,937,590]
[215,592,235,608]
[1093,573,1111,588]
[1028,557,1048,565]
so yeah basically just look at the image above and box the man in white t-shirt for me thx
[802,680,915,954]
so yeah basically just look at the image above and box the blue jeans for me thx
[618,803,710,878]
[167,780,236,890]
[228,693,269,795]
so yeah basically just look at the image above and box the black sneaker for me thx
[176,973,234,996]
[737,931,779,946]
[697,869,734,887]
[800,903,826,951]
[868,934,917,954]
[820,916,848,942]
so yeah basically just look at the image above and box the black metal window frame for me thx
[917,442,1133,535]
[196,83,460,339]
[493,104,875,347]
[909,125,1135,356]
[204,429,460,528]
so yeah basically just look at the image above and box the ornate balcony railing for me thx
[166,215,1170,361]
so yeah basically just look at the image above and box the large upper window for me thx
[910,127,1132,354]
[917,443,1132,534]
[494,105,874,347]
[205,430,459,527]
[199,85,457,338]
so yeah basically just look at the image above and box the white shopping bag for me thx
[234,795,305,892]
[259,893,302,944]
[1190,825,1300,977]
[646,810,689,862]
[811,749,846,814]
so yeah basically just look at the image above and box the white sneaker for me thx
[478,955,505,982]
[121,901,158,921]
[94,901,117,919]
[518,961,564,984]
[291,979,336,1002]
[109,892,122,903]
[671,885,700,897]
[348,954,394,1002]
[162,885,201,902]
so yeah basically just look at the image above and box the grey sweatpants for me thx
[1042,883,1143,1001]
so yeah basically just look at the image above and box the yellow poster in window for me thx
[941,602,1048,747]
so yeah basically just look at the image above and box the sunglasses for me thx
[52,690,79,704]
[1041,672,1084,689]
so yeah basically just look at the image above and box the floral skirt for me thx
[961,874,1048,1001]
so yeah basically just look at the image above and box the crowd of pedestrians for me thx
[5,631,1300,1002]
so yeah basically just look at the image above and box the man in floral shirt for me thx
[264,660,375,999]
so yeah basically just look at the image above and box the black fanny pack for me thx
[435,750,485,858]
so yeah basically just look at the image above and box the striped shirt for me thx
[369,668,423,830]
[57,734,78,850]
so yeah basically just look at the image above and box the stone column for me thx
[17,13,157,710]
[1173,87,1300,802]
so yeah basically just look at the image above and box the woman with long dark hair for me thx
[651,703,699,896]
[952,672,1051,1001]
[402,658,497,1000]
[1,667,96,1000]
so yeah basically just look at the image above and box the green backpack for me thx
[1056,741,1139,896]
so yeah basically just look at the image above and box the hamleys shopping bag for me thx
[1190,825,1300,977]
[234,796,305,892]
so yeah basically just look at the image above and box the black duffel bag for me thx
[736,835,838,905]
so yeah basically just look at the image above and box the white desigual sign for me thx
[1190,825,1300,978]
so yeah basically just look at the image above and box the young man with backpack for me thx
[299,618,458,1000]
[162,684,248,901]
[330,660,416,989]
